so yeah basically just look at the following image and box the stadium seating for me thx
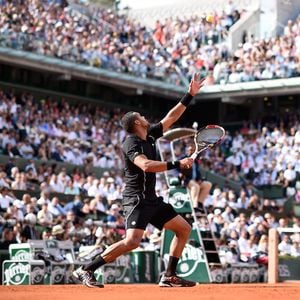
[2,0,298,86]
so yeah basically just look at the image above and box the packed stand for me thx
[211,16,300,84]
[152,2,243,83]
[0,176,162,255]
[0,0,243,85]
[0,89,126,171]
[154,14,300,84]
[0,88,299,197]
[0,0,184,84]
[209,209,300,265]
[0,171,127,251]
[1,1,299,85]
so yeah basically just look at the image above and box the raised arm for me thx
[160,74,205,132]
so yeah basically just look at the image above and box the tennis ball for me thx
[206,14,214,23]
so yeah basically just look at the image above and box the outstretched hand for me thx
[188,73,206,96]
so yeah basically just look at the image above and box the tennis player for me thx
[73,74,205,287]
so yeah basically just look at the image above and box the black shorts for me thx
[122,196,178,230]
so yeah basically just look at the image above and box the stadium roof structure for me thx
[0,47,300,101]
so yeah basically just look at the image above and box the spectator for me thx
[221,206,235,223]
[11,172,27,190]
[0,227,17,249]
[284,163,297,196]
[225,239,240,264]
[89,195,106,217]
[65,180,80,195]
[278,235,292,255]
[257,234,268,253]
[64,195,84,216]
[7,200,24,222]
[0,171,11,188]
[37,203,53,226]
[50,224,66,241]
[240,236,258,262]
[19,140,35,159]
[106,203,121,225]
[49,174,65,193]
[37,191,50,206]
[236,190,249,209]
[0,187,15,212]
[21,213,40,241]
[47,197,66,218]
[291,241,300,257]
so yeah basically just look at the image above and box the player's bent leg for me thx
[159,215,196,287]
[101,228,144,262]
[163,215,191,257]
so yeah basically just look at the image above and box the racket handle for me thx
[191,152,198,160]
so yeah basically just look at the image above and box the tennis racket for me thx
[191,125,225,160]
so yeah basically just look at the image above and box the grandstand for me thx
[1,0,299,86]
[0,0,300,290]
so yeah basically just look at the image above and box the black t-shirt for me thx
[122,122,163,201]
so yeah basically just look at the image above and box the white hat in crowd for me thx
[213,188,221,197]
[214,208,222,215]
[25,213,37,225]
[13,199,23,209]
[52,224,64,235]
[111,204,119,211]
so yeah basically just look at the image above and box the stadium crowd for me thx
[1,0,298,86]
[0,0,300,265]
[0,89,299,194]
[0,87,299,262]
[201,118,300,194]
[0,88,126,170]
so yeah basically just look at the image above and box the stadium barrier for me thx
[258,185,285,200]
[1,241,159,285]
[2,240,79,285]
[0,154,107,179]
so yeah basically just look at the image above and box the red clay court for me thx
[1,283,300,300]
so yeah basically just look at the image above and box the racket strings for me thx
[196,129,223,144]
[196,141,211,148]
